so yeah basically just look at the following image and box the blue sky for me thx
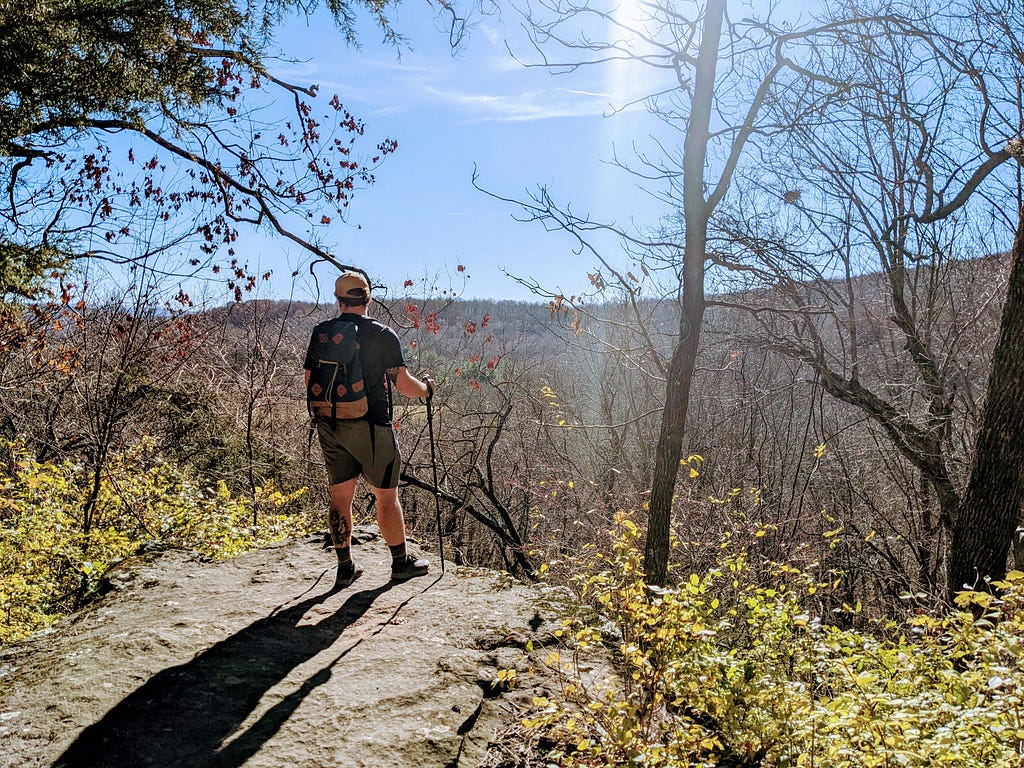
[255,2,676,302]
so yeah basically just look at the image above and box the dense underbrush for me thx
[529,513,1024,767]
[0,438,311,644]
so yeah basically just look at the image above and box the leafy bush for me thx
[528,512,1024,767]
[0,438,311,644]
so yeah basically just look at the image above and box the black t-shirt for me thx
[303,313,405,425]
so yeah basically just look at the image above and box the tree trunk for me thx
[645,320,702,585]
[642,0,723,586]
[948,207,1024,596]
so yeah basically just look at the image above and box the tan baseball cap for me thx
[335,272,370,302]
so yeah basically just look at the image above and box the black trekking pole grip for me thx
[425,394,446,574]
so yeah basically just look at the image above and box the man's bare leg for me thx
[329,478,362,588]
[371,486,405,546]
[372,486,429,580]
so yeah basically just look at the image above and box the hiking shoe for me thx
[391,554,429,581]
[333,564,363,590]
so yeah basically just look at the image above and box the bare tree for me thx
[952,198,1024,592]
[203,295,306,523]
[494,0,896,584]
[718,0,1024,597]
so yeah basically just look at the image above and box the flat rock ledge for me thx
[0,527,574,768]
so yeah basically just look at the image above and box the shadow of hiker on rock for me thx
[53,579,395,768]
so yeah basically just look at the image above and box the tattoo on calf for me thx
[329,507,351,547]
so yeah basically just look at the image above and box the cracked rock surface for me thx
[0,527,568,768]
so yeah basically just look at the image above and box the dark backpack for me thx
[306,317,368,420]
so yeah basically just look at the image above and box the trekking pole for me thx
[425,384,446,574]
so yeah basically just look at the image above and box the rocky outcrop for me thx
[0,527,571,768]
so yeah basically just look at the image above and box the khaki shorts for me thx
[315,419,401,489]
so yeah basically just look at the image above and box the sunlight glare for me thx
[606,0,654,114]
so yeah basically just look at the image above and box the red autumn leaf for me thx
[457,264,465,272]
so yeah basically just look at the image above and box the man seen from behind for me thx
[304,272,434,589]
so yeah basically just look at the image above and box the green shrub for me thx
[529,512,1024,767]
[0,438,311,644]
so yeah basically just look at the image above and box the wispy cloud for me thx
[562,88,613,98]
[421,84,640,122]
[368,105,408,117]
[273,22,659,125]
[484,54,527,74]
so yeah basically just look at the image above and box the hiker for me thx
[304,271,434,589]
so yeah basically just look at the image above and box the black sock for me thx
[336,546,353,573]
[389,542,407,563]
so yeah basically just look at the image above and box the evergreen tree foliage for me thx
[0,0,415,296]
